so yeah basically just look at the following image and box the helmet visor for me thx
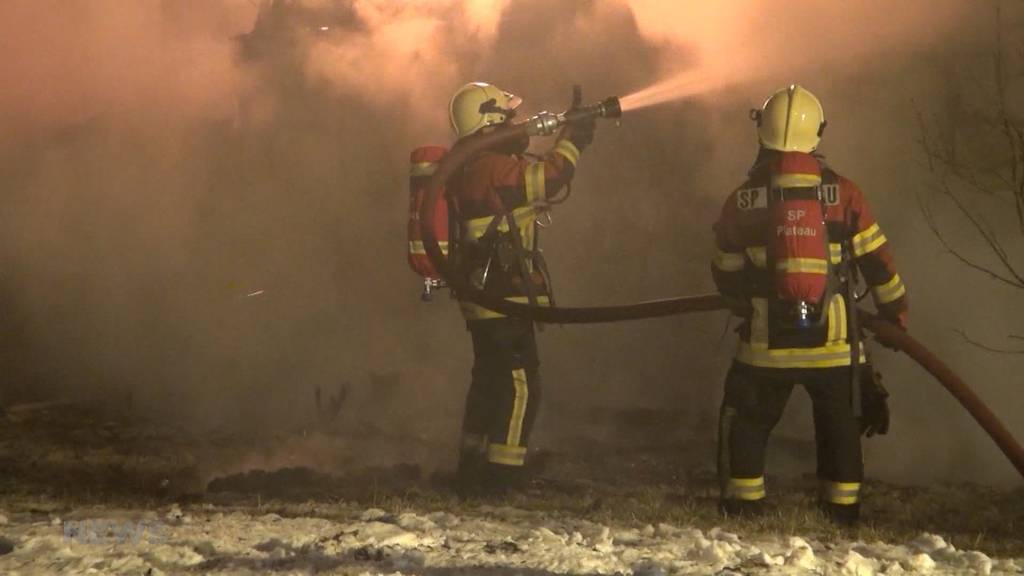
[504,91,523,111]
[478,93,521,120]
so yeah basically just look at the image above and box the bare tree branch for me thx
[955,328,1024,354]
[918,137,1014,197]
[918,188,1024,289]
[938,179,1024,286]
[914,1,1024,292]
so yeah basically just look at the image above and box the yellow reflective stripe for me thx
[713,251,746,272]
[872,273,906,304]
[852,223,887,257]
[487,443,527,466]
[827,294,847,346]
[775,258,829,275]
[524,162,546,204]
[826,295,839,344]
[507,369,529,447]
[750,297,770,350]
[727,477,766,501]
[409,240,449,255]
[737,342,866,369]
[771,173,822,187]
[553,139,581,167]
[829,243,842,265]
[519,213,536,253]
[821,481,861,505]
[746,246,767,268]
[460,295,551,321]
[464,206,541,238]
[410,161,438,177]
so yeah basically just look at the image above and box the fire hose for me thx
[417,99,1024,479]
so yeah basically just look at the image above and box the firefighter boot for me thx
[822,501,860,527]
[454,434,489,499]
[480,461,529,497]
[719,498,766,518]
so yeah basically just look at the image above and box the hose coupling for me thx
[525,111,564,137]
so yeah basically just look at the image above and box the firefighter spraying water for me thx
[407,85,621,302]
[407,82,619,496]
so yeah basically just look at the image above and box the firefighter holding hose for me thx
[711,85,908,525]
[445,82,596,496]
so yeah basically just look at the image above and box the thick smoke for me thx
[0,0,258,134]
[0,0,1019,486]
[620,1,967,110]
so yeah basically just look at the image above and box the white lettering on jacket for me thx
[787,209,807,221]
[776,225,818,237]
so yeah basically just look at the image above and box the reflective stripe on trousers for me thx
[487,368,530,466]
[725,476,766,501]
[820,480,861,505]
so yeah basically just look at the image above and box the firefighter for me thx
[445,82,595,496]
[711,85,906,525]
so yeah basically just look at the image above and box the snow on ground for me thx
[0,503,1019,575]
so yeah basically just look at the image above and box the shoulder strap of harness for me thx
[820,166,863,416]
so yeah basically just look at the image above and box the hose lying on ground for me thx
[419,118,1024,480]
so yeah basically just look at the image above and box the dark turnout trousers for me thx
[718,361,863,521]
[456,317,541,494]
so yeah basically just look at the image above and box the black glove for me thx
[876,302,908,351]
[567,116,596,151]
[860,368,890,437]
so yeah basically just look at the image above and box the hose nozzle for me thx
[593,96,622,119]
[524,93,622,136]
[563,96,622,125]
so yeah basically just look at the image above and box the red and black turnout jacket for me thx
[449,132,582,321]
[712,150,908,369]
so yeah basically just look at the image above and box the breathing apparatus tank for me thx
[407,145,450,301]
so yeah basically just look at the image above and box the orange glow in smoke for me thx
[619,0,965,112]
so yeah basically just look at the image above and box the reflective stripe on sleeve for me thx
[553,139,581,167]
[775,258,829,275]
[713,250,746,272]
[820,481,861,505]
[852,223,887,257]
[726,476,766,501]
[872,273,906,304]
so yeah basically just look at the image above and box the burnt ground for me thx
[0,399,1021,560]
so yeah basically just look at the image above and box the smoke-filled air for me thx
[1,1,1023,573]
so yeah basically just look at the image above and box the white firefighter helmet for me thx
[753,84,826,152]
[449,82,523,139]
